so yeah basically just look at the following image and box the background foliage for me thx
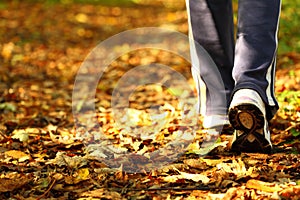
[3,0,298,56]
[0,0,299,199]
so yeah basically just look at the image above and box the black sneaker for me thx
[228,89,272,153]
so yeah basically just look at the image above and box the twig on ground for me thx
[284,122,300,132]
[114,186,213,193]
[37,178,57,200]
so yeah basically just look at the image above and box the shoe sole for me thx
[228,104,272,153]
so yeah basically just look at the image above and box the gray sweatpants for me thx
[186,0,281,120]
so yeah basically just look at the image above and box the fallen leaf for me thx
[183,158,207,169]
[246,179,282,193]
[47,152,87,169]
[121,108,152,126]
[5,150,31,162]
[187,139,228,156]
[12,129,29,142]
[279,185,300,198]
[65,168,90,184]
[0,173,32,192]
[0,102,16,112]
[1,42,14,61]
[201,158,229,166]
[163,171,210,184]
[49,126,75,145]
[80,188,123,199]
[74,168,89,183]
[75,13,88,23]
[216,158,258,179]
[223,187,250,200]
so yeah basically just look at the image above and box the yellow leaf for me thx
[186,141,200,152]
[201,158,228,166]
[5,150,30,162]
[246,179,282,193]
[75,13,88,23]
[74,168,89,184]
[167,87,184,96]
[123,108,152,126]
[187,140,228,156]
[1,42,14,61]
[12,129,29,142]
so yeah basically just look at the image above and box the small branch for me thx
[127,186,213,191]
[284,122,300,132]
[0,130,8,139]
[37,178,57,200]
[112,186,214,193]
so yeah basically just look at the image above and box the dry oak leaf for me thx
[47,152,87,169]
[0,173,32,192]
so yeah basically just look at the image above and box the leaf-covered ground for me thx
[0,1,299,199]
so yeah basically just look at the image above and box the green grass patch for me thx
[0,1,7,9]
[278,0,300,54]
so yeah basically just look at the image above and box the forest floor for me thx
[0,1,299,199]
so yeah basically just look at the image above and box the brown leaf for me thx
[47,152,87,169]
[64,168,89,185]
[223,187,250,200]
[0,173,32,192]
[183,158,208,170]
[81,188,124,199]
[4,150,31,162]
[279,185,300,199]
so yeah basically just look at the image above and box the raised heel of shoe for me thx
[229,104,272,153]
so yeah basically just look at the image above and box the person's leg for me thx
[186,0,235,127]
[230,0,281,153]
[232,0,281,120]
